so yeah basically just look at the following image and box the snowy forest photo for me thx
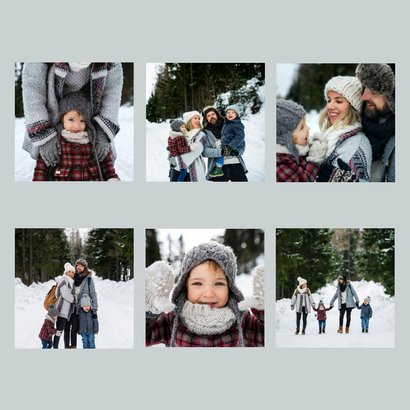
[146,63,265,181]
[15,228,134,348]
[14,63,134,182]
[276,228,395,347]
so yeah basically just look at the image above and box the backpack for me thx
[43,284,57,310]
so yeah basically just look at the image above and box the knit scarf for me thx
[180,301,236,335]
[321,122,362,158]
[186,128,202,144]
[61,130,90,144]
[339,284,347,292]
[361,114,395,160]
[205,119,224,140]
[74,271,88,287]
[69,63,91,72]
[297,286,307,294]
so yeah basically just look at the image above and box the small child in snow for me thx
[146,241,264,347]
[357,296,373,333]
[78,294,99,348]
[167,119,191,182]
[209,105,245,178]
[276,99,328,182]
[33,91,120,181]
[38,304,59,348]
[312,299,333,334]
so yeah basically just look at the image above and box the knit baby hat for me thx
[297,276,307,286]
[64,262,75,274]
[364,296,371,303]
[318,300,324,307]
[226,104,241,117]
[80,294,92,307]
[47,304,59,318]
[324,76,363,113]
[356,64,395,114]
[170,119,185,132]
[183,111,201,125]
[170,241,245,347]
[276,99,306,162]
[58,91,92,124]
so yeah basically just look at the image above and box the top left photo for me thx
[15,62,134,182]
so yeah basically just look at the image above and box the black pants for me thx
[53,316,67,348]
[339,304,353,327]
[212,164,248,182]
[64,313,79,348]
[296,307,308,330]
[169,168,191,182]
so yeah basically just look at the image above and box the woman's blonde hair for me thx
[185,117,202,131]
[318,101,361,131]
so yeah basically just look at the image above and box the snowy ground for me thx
[15,105,134,182]
[276,280,395,348]
[146,86,265,182]
[15,276,134,349]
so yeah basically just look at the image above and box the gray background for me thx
[1,0,407,409]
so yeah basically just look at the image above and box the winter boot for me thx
[362,328,365,333]
[209,167,224,178]
[295,328,300,335]
[319,329,322,334]
[365,328,369,333]
[323,328,325,334]
[345,326,350,334]
[302,328,306,335]
[337,326,343,333]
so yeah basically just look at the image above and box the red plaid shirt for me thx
[33,136,119,181]
[38,318,57,341]
[168,135,191,157]
[146,309,264,347]
[276,153,319,182]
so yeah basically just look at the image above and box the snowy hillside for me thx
[15,105,134,182]
[276,280,394,348]
[15,276,134,349]
[146,83,265,182]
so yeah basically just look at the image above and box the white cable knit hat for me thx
[324,76,363,113]
[182,111,201,125]
[64,262,75,274]
[297,276,307,286]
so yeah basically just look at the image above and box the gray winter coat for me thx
[22,63,123,159]
[75,275,98,314]
[370,135,395,182]
[290,288,315,313]
[55,275,75,320]
[330,283,359,309]
[357,303,373,319]
[79,309,99,334]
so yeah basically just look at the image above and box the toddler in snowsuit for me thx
[146,241,264,347]
[276,99,328,182]
[38,304,59,348]
[78,294,99,348]
[312,300,333,334]
[209,105,245,178]
[33,91,120,181]
[167,119,191,182]
[357,296,373,333]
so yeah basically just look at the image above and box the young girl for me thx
[145,241,264,347]
[290,277,315,335]
[32,91,120,181]
[276,99,327,182]
[78,294,99,348]
[38,304,59,348]
[315,76,372,182]
[209,105,245,178]
[357,296,373,333]
[312,300,333,334]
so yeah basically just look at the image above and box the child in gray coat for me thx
[357,296,373,333]
[78,294,99,349]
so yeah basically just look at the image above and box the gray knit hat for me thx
[364,296,371,303]
[170,119,185,132]
[226,104,241,118]
[80,294,91,307]
[356,64,395,114]
[75,258,88,269]
[47,304,59,318]
[318,300,324,307]
[276,99,305,162]
[324,76,363,113]
[170,241,245,347]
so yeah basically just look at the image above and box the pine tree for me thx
[146,229,161,267]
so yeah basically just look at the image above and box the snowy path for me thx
[15,277,134,349]
[276,280,395,348]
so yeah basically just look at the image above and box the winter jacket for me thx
[79,309,99,335]
[330,283,359,309]
[276,144,319,182]
[22,63,123,159]
[357,303,373,319]
[291,288,315,313]
[202,129,248,180]
[74,274,98,315]
[370,135,395,182]
[221,117,246,153]
[55,274,75,319]
[178,129,206,181]
[317,125,372,182]
[167,132,191,157]
[312,306,333,320]
[38,316,57,341]
[33,136,119,181]
[146,309,264,347]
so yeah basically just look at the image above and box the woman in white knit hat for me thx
[313,76,372,182]
[290,277,315,335]
[170,111,207,182]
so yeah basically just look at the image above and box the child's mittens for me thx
[296,143,310,157]
[145,261,176,314]
[238,265,264,311]
[215,139,222,148]
[306,133,328,164]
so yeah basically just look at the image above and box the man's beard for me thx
[364,103,391,120]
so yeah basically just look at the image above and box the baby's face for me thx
[291,115,310,145]
[226,109,237,121]
[82,305,91,312]
[180,124,187,133]
[62,110,86,133]
[364,301,369,305]
[186,261,229,308]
